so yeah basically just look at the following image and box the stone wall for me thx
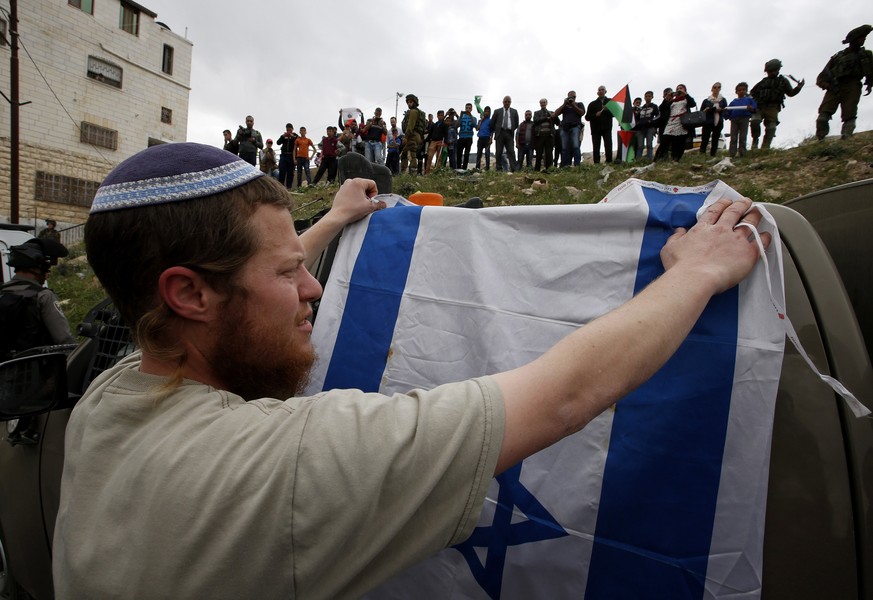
[0,138,113,227]
[0,0,192,228]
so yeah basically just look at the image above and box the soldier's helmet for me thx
[405,94,419,107]
[7,238,69,272]
[764,58,783,72]
[843,24,872,45]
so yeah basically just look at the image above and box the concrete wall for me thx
[0,0,192,227]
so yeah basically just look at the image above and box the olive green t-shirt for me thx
[53,353,504,599]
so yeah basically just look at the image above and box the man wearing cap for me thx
[233,115,264,166]
[750,59,805,149]
[1,237,76,359]
[259,138,279,177]
[815,24,873,140]
[52,142,766,598]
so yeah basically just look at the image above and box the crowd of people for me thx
[12,22,872,600]
[219,26,871,184]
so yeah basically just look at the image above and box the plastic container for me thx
[408,192,444,206]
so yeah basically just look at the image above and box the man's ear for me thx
[157,267,222,323]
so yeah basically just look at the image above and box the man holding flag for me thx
[586,86,615,163]
[54,142,768,598]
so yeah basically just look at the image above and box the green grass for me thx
[50,130,873,327]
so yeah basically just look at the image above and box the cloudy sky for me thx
[143,0,872,153]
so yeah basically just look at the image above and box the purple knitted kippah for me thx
[90,142,264,214]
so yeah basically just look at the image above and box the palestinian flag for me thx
[606,85,636,162]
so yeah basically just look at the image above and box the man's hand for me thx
[660,198,770,295]
[330,178,385,223]
[493,197,771,474]
[299,179,387,269]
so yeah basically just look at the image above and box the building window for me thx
[119,2,140,35]
[160,107,172,124]
[35,172,101,208]
[0,19,6,46]
[68,0,94,15]
[86,56,122,89]
[161,44,174,75]
[80,121,119,151]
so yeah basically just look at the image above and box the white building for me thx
[0,0,192,228]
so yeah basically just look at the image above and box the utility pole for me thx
[9,0,20,223]
[1,0,29,224]
[395,92,402,121]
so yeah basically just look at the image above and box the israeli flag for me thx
[306,179,785,599]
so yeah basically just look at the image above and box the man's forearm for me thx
[492,198,765,474]
[299,212,346,270]
[493,266,716,473]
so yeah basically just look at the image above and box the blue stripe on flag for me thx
[585,190,739,599]
[321,206,423,392]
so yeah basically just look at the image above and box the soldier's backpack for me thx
[413,109,427,137]
[752,75,787,105]
[0,283,44,361]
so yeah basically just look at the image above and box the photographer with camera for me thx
[552,90,585,167]
[233,115,264,166]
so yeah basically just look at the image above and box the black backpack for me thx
[0,282,46,360]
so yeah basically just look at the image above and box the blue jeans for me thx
[475,137,491,170]
[364,141,385,165]
[560,125,581,166]
[295,158,311,187]
[517,143,533,168]
[636,128,656,161]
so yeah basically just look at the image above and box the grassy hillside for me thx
[52,132,873,331]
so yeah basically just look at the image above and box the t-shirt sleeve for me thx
[290,376,504,597]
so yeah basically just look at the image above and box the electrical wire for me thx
[17,34,114,165]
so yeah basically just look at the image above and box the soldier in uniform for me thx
[38,218,61,243]
[815,24,873,140]
[750,59,805,149]
[1,238,76,359]
[400,94,427,175]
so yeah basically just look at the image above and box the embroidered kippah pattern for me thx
[90,159,263,214]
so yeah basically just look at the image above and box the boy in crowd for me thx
[293,127,316,188]
[725,82,757,158]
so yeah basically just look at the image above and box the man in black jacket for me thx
[586,86,614,164]
[275,124,299,188]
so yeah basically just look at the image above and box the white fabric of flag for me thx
[306,179,786,600]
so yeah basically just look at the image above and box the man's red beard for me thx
[208,290,316,401]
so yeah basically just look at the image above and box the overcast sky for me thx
[143,0,872,153]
